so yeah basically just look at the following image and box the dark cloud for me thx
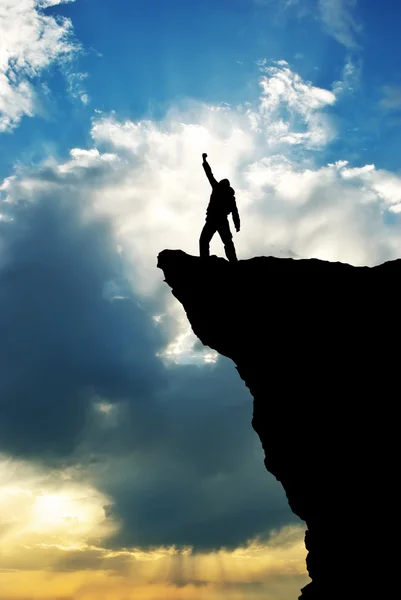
[0,166,296,553]
[97,358,298,552]
[0,187,167,461]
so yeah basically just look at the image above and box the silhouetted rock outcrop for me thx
[158,249,400,600]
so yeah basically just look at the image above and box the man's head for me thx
[219,179,235,196]
[219,178,230,188]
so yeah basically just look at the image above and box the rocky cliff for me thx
[157,249,399,599]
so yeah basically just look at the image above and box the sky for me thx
[1,0,401,598]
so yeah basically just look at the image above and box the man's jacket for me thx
[203,161,240,229]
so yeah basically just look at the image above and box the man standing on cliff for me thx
[199,153,240,263]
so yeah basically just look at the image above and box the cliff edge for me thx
[157,249,400,599]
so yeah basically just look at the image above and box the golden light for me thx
[0,456,308,599]
[33,493,88,528]
[0,456,116,553]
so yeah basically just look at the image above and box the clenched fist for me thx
[202,153,207,160]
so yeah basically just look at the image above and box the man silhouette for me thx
[199,153,240,262]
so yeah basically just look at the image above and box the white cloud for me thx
[0,0,81,132]
[339,161,401,211]
[256,61,336,147]
[38,0,75,6]
[2,62,401,360]
[332,55,361,96]
[66,70,90,105]
[318,0,361,48]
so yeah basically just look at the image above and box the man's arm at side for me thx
[232,199,240,231]
[202,154,218,189]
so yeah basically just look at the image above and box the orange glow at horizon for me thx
[0,456,308,599]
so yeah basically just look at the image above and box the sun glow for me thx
[0,454,308,599]
[33,493,89,528]
[0,457,116,553]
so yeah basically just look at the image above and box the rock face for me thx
[158,249,399,599]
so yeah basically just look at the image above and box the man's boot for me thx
[224,242,238,263]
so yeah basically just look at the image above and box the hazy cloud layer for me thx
[260,0,363,49]
[318,0,362,48]
[380,85,401,110]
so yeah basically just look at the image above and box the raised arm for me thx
[202,153,218,189]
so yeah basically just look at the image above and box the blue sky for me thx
[1,2,401,599]
[2,0,401,179]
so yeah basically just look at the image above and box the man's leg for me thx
[199,220,216,258]
[218,220,238,262]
